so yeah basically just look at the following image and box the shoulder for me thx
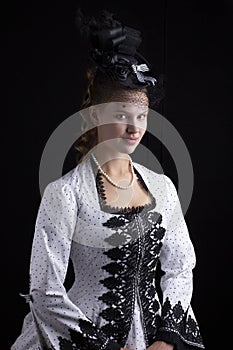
[41,163,83,205]
[133,161,177,193]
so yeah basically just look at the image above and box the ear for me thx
[89,106,99,126]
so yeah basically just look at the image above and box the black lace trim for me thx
[154,297,205,349]
[101,210,141,246]
[137,211,166,346]
[90,154,156,215]
[91,154,164,344]
[58,319,109,350]
[98,171,155,214]
[96,188,165,345]
[154,330,204,350]
[98,239,139,345]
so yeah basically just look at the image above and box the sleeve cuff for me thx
[105,341,122,350]
[154,329,205,350]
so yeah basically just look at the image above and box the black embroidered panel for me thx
[98,239,139,345]
[102,210,139,246]
[58,319,108,350]
[137,211,166,346]
[156,297,205,348]
[98,209,168,346]
[92,156,169,345]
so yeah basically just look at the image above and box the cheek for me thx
[140,125,147,135]
[140,120,147,133]
[99,123,125,139]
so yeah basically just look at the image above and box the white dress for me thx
[11,152,205,350]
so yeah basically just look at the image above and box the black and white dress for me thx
[11,152,205,350]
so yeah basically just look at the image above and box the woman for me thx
[11,10,205,350]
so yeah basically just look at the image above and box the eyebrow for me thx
[113,110,148,115]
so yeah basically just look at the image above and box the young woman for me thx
[11,10,205,350]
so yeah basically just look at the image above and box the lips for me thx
[123,137,140,144]
[124,137,140,141]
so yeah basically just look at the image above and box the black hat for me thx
[75,9,157,89]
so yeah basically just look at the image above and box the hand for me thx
[147,341,174,350]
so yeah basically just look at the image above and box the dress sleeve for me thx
[27,181,121,350]
[154,175,205,349]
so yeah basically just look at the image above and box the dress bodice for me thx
[90,154,156,215]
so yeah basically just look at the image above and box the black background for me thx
[6,0,233,349]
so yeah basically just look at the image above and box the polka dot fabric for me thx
[11,152,205,350]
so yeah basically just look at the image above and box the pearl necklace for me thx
[91,153,136,189]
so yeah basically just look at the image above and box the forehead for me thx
[100,101,148,114]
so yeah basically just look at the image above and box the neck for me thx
[92,148,131,177]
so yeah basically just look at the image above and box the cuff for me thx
[155,329,205,350]
[105,341,122,350]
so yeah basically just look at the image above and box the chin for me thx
[105,140,139,155]
[117,144,138,155]
[127,148,136,155]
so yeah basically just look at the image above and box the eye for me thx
[115,114,127,120]
[137,114,147,120]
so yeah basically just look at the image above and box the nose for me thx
[126,121,140,134]
[127,124,139,133]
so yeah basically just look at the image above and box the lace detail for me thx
[58,319,109,350]
[97,210,167,346]
[95,185,165,345]
[137,212,166,346]
[90,154,155,214]
[156,297,205,348]
[98,237,139,345]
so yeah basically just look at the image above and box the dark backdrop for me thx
[6,0,233,349]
